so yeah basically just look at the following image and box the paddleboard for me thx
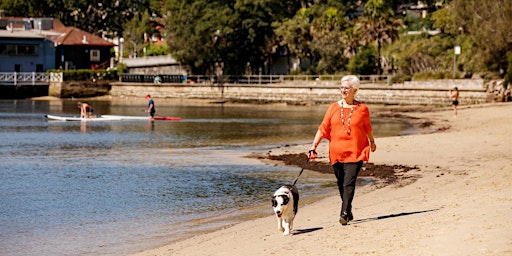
[45,114,122,121]
[46,114,181,121]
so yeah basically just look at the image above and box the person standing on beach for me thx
[308,75,377,225]
[449,87,459,117]
[145,94,156,119]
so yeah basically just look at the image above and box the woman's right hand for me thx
[308,150,317,160]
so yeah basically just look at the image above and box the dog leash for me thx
[292,153,311,186]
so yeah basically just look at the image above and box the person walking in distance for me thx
[308,75,377,225]
[145,94,156,119]
[449,87,459,117]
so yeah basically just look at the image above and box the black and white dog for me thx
[271,185,299,236]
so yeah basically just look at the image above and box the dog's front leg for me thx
[283,220,291,236]
[277,217,284,232]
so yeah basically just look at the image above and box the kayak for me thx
[45,114,181,121]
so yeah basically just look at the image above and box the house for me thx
[53,26,115,70]
[0,17,116,72]
[0,18,56,72]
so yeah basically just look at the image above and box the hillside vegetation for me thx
[2,0,511,85]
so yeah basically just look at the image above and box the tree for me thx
[0,0,158,37]
[165,0,299,75]
[310,6,351,74]
[123,10,154,58]
[165,0,234,74]
[275,7,316,72]
[356,0,403,75]
[448,0,512,74]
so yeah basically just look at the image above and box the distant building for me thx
[53,26,115,70]
[0,18,56,72]
[121,55,185,74]
[0,17,116,72]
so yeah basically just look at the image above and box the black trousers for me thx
[332,161,363,216]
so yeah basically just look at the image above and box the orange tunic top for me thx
[318,100,373,164]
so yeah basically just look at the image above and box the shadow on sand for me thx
[288,208,438,235]
[293,227,323,235]
[350,208,440,225]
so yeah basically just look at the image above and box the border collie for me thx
[271,185,299,236]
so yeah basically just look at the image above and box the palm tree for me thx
[356,0,403,75]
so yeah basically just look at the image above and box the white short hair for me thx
[341,75,360,89]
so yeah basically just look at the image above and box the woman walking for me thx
[308,75,377,225]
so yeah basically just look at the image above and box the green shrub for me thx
[145,44,169,56]
[347,47,376,75]
[47,69,120,81]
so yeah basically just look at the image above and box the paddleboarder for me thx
[78,102,93,118]
[145,94,156,119]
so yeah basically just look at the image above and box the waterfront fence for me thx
[0,72,52,86]
[120,74,391,86]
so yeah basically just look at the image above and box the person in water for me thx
[145,94,156,119]
[78,102,93,118]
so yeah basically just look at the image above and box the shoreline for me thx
[132,102,512,256]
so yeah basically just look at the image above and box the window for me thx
[0,44,37,56]
[90,49,100,61]
[18,45,37,55]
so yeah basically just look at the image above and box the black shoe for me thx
[348,212,354,221]
[339,212,349,225]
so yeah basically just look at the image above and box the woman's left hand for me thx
[370,143,377,152]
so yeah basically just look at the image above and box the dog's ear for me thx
[271,197,277,207]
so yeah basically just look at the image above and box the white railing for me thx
[179,74,391,85]
[50,72,63,82]
[0,72,56,86]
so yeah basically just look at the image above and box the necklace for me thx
[340,104,354,135]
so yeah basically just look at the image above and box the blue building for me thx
[0,19,56,72]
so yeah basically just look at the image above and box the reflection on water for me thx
[0,99,409,256]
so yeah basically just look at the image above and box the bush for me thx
[347,47,376,75]
[145,44,169,56]
[47,69,120,81]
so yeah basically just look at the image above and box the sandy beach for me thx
[132,103,512,256]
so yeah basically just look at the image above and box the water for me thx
[0,99,409,255]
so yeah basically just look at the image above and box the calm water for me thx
[0,99,409,255]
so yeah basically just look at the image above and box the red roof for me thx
[53,26,115,47]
